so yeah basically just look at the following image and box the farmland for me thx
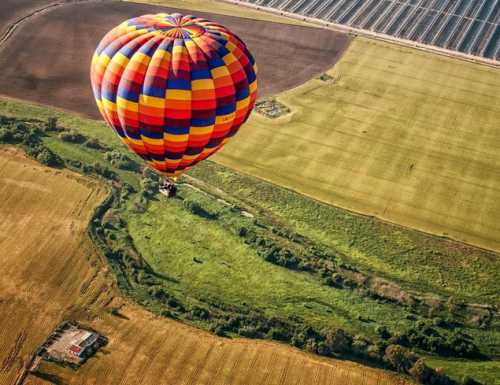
[0,0,349,118]
[2,95,497,382]
[0,145,412,385]
[238,0,500,61]
[0,0,60,38]
[215,36,500,255]
[0,146,109,385]
[128,0,314,24]
[0,0,499,383]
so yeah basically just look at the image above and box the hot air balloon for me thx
[90,12,258,184]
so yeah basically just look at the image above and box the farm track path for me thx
[0,2,63,48]
[0,1,111,50]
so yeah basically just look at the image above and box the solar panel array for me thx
[241,0,500,61]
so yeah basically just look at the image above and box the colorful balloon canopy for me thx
[90,13,258,178]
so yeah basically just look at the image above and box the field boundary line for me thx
[0,0,104,50]
[221,0,500,68]
[0,3,65,49]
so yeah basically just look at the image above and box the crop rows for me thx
[242,0,500,60]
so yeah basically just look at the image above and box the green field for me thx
[426,357,500,385]
[124,188,413,336]
[215,37,500,254]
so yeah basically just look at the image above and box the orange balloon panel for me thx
[90,13,258,177]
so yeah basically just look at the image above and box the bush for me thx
[59,130,86,143]
[239,325,262,338]
[213,325,226,336]
[399,323,482,358]
[267,327,290,341]
[132,199,147,213]
[366,344,383,361]
[409,358,437,383]
[141,173,160,197]
[46,117,58,131]
[66,159,82,169]
[325,273,343,288]
[104,150,139,171]
[433,317,445,327]
[85,137,110,151]
[376,325,392,339]
[351,335,370,357]
[189,307,210,320]
[0,119,42,146]
[83,162,117,180]
[0,126,13,142]
[183,199,217,219]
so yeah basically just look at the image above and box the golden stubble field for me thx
[0,146,411,385]
[215,37,500,253]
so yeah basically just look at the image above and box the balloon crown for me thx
[137,13,207,39]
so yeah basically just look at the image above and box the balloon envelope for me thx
[90,13,258,177]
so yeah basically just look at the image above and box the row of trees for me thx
[0,118,64,167]
[380,321,482,359]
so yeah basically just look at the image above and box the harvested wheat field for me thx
[0,0,349,118]
[0,146,411,385]
[0,147,110,385]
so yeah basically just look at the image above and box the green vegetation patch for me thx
[188,162,500,305]
[124,189,411,335]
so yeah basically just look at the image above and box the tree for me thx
[46,117,58,131]
[384,344,417,373]
[409,358,435,383]
[351,334,369,357]
[376,325,392,339]
[35,147,63,167]
[324,328,352,354]
[104,150,139,171]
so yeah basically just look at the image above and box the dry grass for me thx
[0,146,110,385]
[215,36,500,253]
[127,0,315,25]
[0,146,411,385]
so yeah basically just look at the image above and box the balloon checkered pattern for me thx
[90,13,258,177]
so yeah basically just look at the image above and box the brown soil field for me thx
[0,146,411,385]
[0,0,349,119]
[0,0,60,40]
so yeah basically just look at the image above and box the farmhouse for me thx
[39,322,106,366]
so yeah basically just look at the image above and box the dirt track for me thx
[0,1,349,119]
[0,0,60,39]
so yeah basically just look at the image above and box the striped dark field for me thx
[240,0,500,61]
